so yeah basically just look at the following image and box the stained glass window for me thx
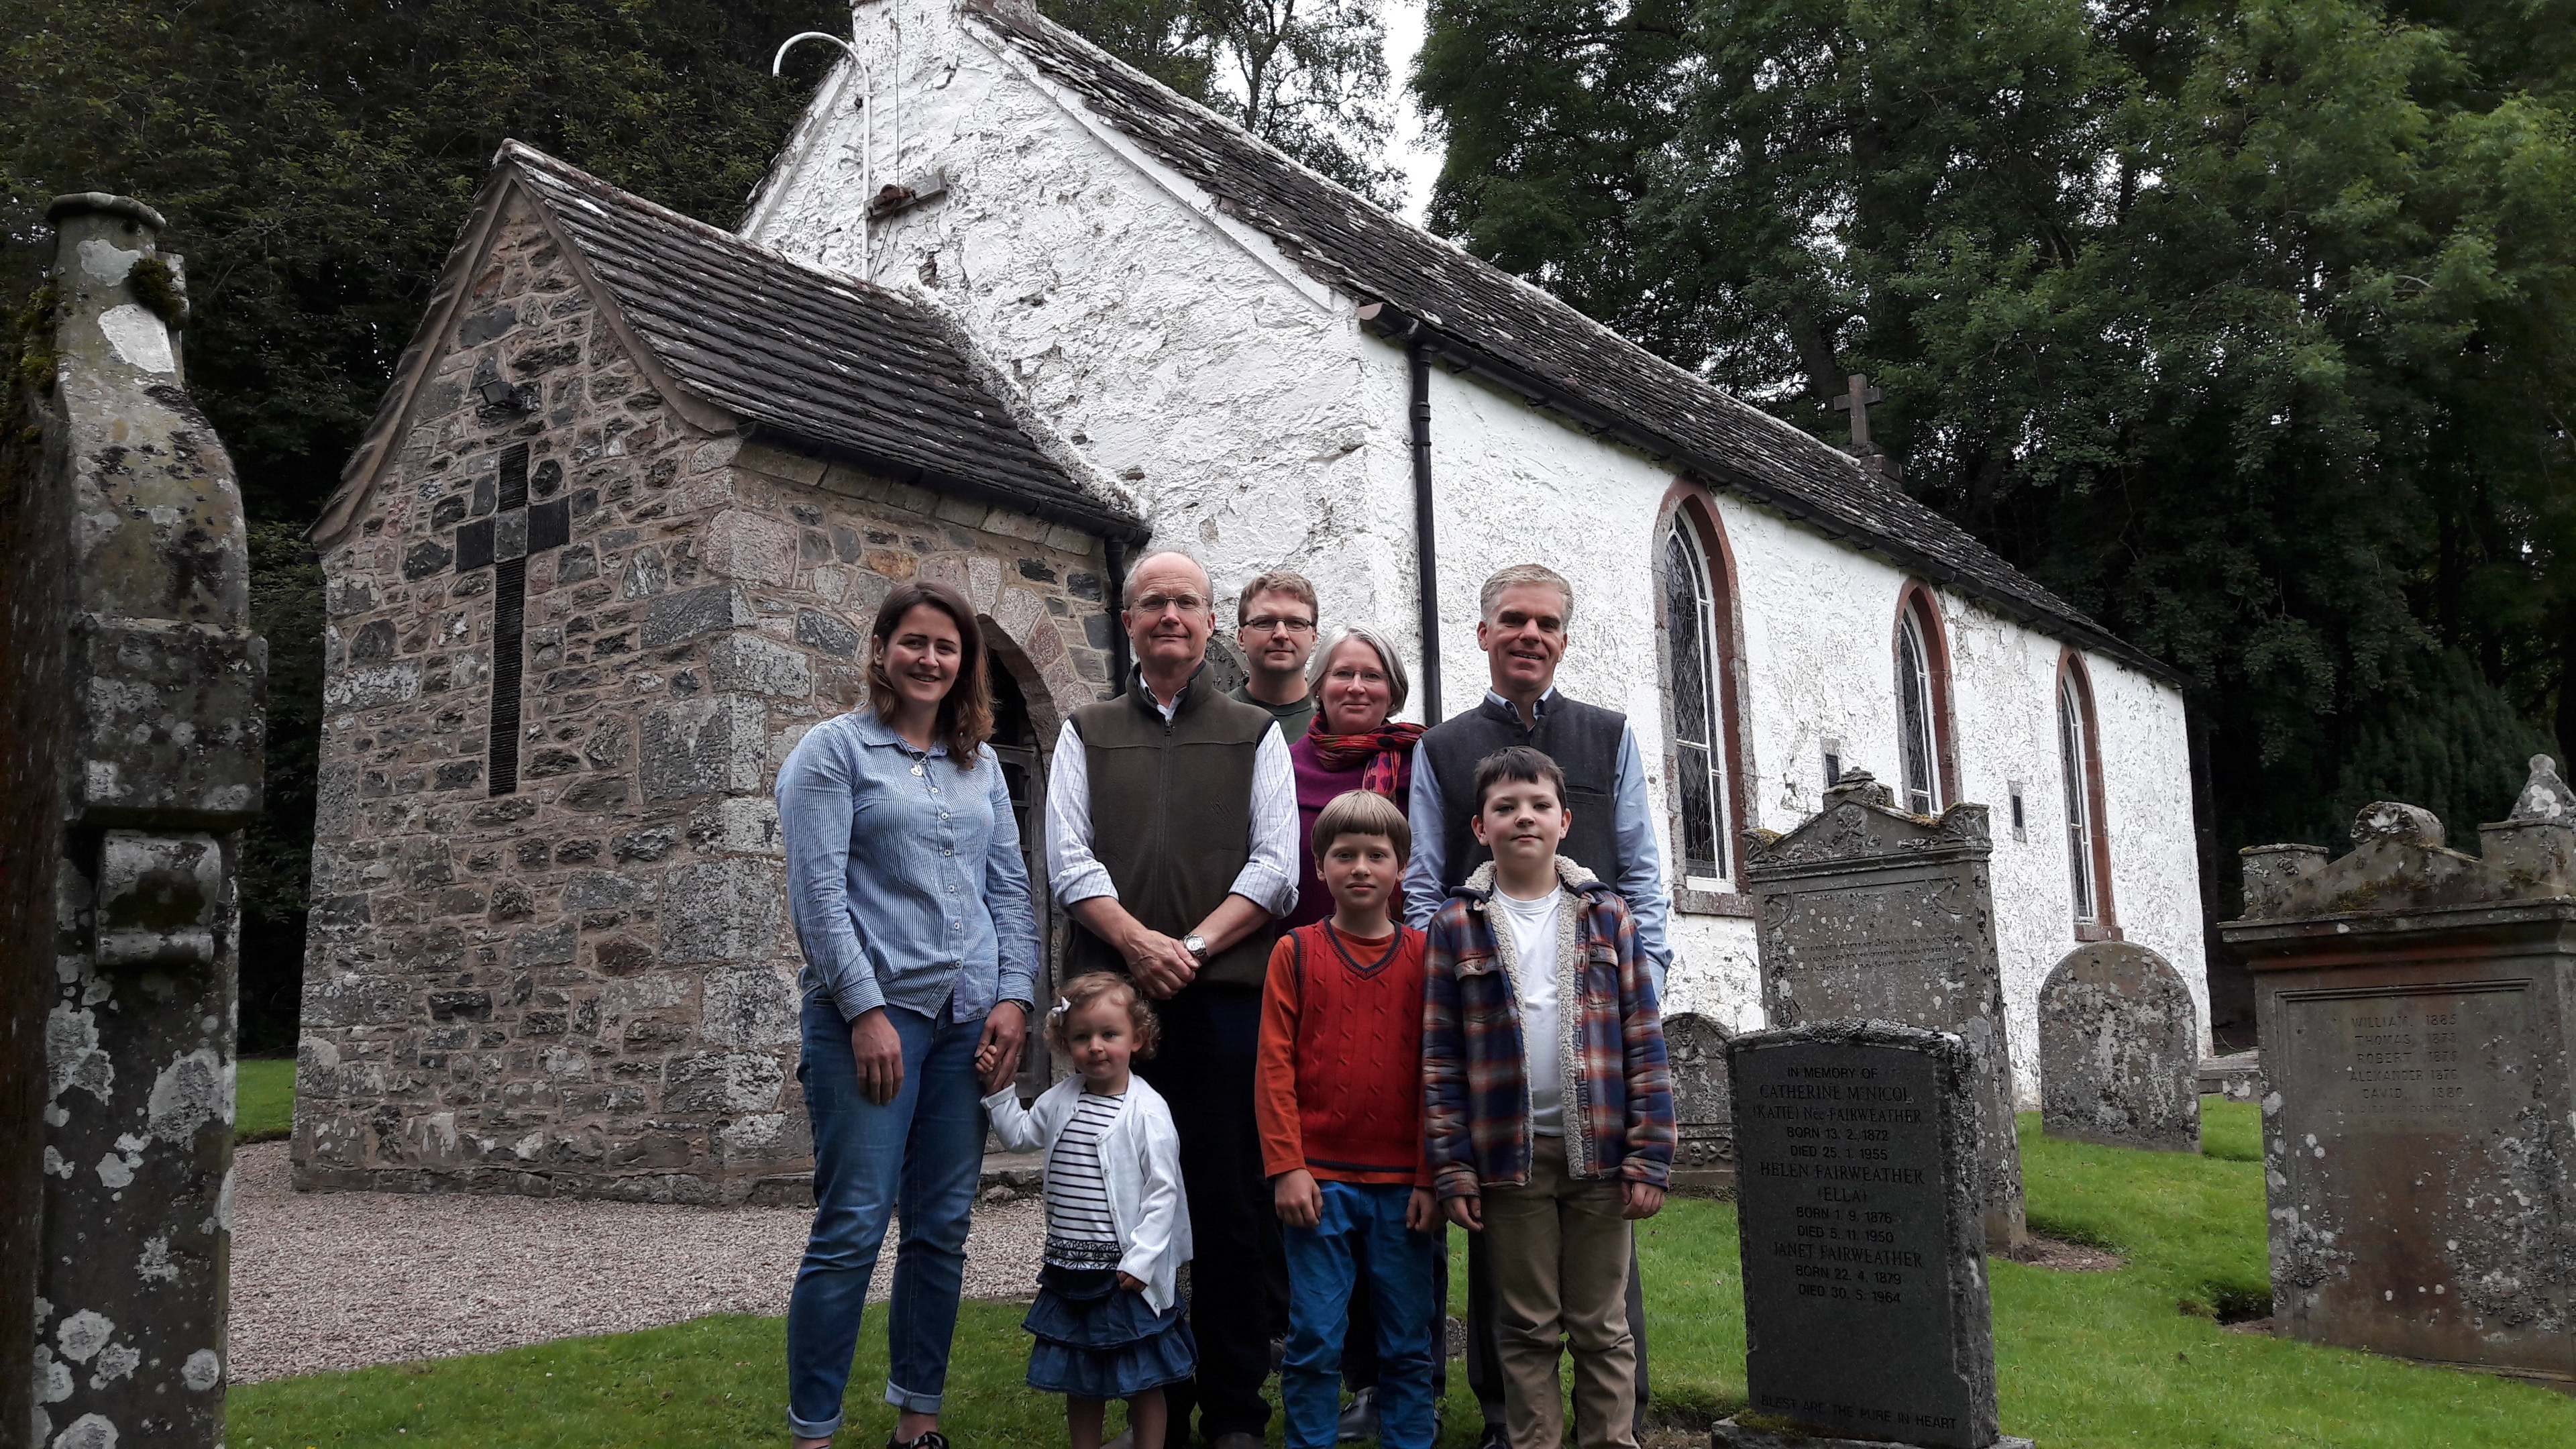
[1896,608,1939,815]
[1664,525,1727,881]
[2060,673,2098,922]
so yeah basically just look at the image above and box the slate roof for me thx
[966,0,2174,679]
[315,141,1141,545]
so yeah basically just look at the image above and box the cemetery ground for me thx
[221,1104,2576,1449]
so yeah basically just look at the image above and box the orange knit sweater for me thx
[1254,922,1432,1186]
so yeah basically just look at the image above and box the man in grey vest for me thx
[1044,549,1299,1449]
[1403,561,1671,1449]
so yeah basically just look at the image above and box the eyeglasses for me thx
[1128,593,1209,616]
[1240,616,1317,636]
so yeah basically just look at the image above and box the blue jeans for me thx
[1281,1181,1440,1449]
[785,994,988,1439]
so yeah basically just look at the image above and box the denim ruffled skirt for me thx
[1024,1263,1197,1400]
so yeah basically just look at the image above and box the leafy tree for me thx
[1,0,843,1043]
[1417,0,2576,947]
[1044,0,1404,201]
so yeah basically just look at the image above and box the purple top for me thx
[1285,733,1412,930]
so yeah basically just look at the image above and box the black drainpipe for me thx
[1104,536,1131,695]
[1407,337,1443,723]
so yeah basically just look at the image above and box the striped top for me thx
[1042,1090,1127,1269]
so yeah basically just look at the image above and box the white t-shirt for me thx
[1495,887,1564,1137]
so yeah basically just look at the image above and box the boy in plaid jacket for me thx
[1422,745,1674,1449]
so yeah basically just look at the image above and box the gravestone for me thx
[11,194,266,1449]
[2196,1049,2261,1102]
[2220,759,2576,1381]
[1713,1022,2029,1449]
[1664,1012,1736,1194]
[1742,770,2027,1249]
[2038,942,2200,1152]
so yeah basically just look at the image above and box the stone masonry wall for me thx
[293,193,1116,1204]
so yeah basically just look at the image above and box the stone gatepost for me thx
[2220,758,2576,1381]
[1743,770,2027,1250]
[22,193,266,1447]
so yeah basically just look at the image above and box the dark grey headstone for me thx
[1725,1022,2004,1449]
[1663,1012,1735,1193]
[2220,764,2576,1379]
[2039,941,2201,1152]
[1741,771,2027,1249]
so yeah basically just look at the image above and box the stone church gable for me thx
[297,147,1134,1203]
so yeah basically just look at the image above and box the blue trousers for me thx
[784,995,988,1439]
[1282,1181,1441,1449]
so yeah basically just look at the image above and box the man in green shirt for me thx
[1230,570,1321,742]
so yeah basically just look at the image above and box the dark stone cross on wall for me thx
[453,442,572,794]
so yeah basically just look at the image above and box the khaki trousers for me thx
[1481,1136,1638,1449]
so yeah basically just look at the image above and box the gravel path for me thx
[227,1143,1046,1383]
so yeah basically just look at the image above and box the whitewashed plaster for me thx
[742,0,2210,1090]
[741,0,1417,643]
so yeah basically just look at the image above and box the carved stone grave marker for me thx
[1713,1022,2029,1449]
[1743,770,2027,1248]
[1664,1012,1735,1194]
[2220,762,2576,1381]
[2038,941,2201,1152]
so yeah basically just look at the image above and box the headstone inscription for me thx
[2220,760,2576,1381]
[1743,770,2027,1249]
[2038,942,2201,1152]
[1713,1022,2029,1449]
[1664,1012,1736,1194]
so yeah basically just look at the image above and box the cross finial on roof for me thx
[1828,372,1900,481]
[1829,373,1883,452]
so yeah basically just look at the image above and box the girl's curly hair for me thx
[1044,972,1161,1061]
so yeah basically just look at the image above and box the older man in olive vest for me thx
[1405,561,1671,1449]
[1044,549,1299,1449]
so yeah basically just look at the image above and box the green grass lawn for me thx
[237,1057,296,1144]
[229,1102,2576,1448]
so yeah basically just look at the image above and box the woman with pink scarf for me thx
[1282,625,1424,931]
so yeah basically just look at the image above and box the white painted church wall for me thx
[743,0,2210,1094]
[739,0,1425,653]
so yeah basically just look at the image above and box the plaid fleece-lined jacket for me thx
[1421,857,1675,1199]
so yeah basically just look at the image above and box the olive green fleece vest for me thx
[1066,677,1277,989]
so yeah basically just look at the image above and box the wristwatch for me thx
[1182,933,1211,965]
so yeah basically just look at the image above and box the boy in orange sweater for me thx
[1256,789,1442,1449]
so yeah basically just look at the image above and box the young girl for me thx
[981,975,1195,1449]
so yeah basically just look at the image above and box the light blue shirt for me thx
[1402,687,1672,996]
[778,707,1040,1024]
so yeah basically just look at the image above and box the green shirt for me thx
[1230,682,1316,744]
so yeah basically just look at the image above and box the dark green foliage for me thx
[241,523,323,1053]
[1041,0,1403,202]
[1418,0,2576,940]
[1,0,845,1044]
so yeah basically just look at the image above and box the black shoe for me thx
[1472,1424,1509,1449]
[889,1433,951,1449]
[1335,1386,1379,1442]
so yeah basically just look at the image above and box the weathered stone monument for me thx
[2037,941,2200,1152]
[293,144,1134,1203]
[2220,759,2576,1381]
[1664,1011,1737,1195]
[5,193,266,1448]
[1743,770,2027,1249]
[1714,1022,2029,1449]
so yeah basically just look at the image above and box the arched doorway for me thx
[985,648,1061,1095]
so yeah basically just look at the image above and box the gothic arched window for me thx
[1894,601,1942,814]
[1663,521,1731,881]
[2057,654,2118,936]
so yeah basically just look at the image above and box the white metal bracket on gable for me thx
[961,19,1340,317]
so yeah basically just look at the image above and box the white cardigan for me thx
[983,1075,1193,1313]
